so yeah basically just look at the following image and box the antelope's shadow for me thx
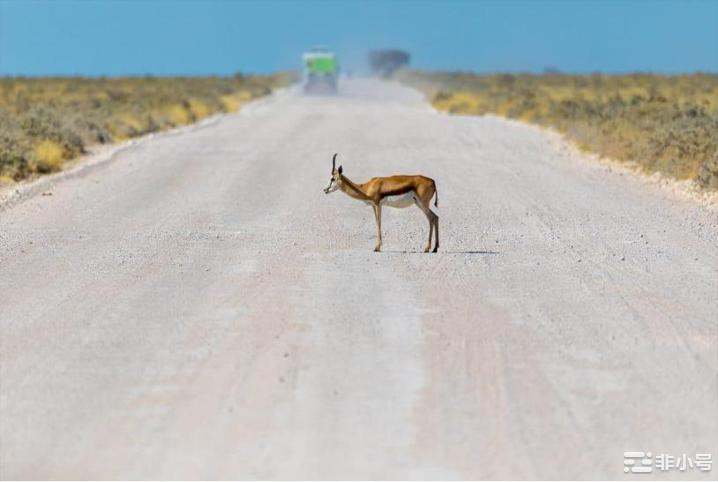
[383,250,500,255]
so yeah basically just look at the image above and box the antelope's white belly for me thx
[382,192,416,209]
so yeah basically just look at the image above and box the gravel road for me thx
[1,79,716,479]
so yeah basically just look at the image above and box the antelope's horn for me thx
[332,153,338,170]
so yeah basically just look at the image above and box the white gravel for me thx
[1,79,716,479]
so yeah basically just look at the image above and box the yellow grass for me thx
[32,140,64,173]
[220,90,253,112]
[0,73,296,181]
[108,112,146,140]
[167,104,191,125]
[397,70,718,190]
[188,99,210,120]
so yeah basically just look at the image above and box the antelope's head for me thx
[324,153,343,194]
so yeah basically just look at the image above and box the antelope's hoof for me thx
[432,246,439,253]
[374,246,382,252]
[424,246,431,253]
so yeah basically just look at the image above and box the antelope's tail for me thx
[434,182,439,208]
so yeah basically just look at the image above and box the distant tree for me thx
[368,49,411,77]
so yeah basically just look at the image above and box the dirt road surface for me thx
[1,80,716,479]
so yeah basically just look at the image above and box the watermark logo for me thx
[624,452,712,474]
[624,452,653,473]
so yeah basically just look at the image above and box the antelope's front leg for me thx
[372,204,382,252]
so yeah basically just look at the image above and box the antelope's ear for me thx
[338,165,343,174]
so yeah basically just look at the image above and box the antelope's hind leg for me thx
[372,204,383,252]
[415,197,436,253]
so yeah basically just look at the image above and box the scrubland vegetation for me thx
[0,73,293,182]
[397,70,718,190]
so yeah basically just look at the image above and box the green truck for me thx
[303,48,338,93]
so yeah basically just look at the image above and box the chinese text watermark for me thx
[624,452,712,474]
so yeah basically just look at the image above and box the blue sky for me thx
[1,0,716,76]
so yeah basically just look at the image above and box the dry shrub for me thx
[32,139,64,172]
[220,90,253,112]
[697,152,718,190]
[187,99,210,120]
[166,104,191,125]
[0,72,296,180]
[0,111,31,179]
[108,112,147,140]
[398,70,718,189]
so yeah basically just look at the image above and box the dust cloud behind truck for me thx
[302,48,339,93]
[368,49,410,77]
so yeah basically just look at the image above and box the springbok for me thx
[324,153,439,253]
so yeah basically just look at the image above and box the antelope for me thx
[323,153,439,253]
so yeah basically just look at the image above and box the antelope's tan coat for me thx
[324,154,439,252]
